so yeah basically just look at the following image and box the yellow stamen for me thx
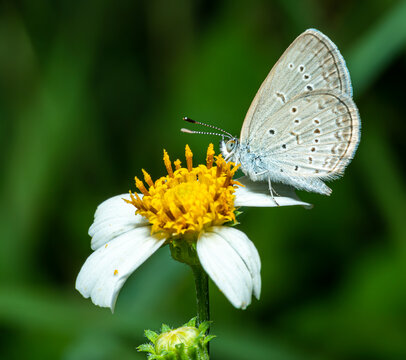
[206,143,215,169]
[131,190,143,203]
[135,177,150,196]
[127,145,240,237]
[163,150,174,177]
[174,159,182,170]
[185,144,193,172]
[216,156,224,177]
[149,205,158,214]
[125,191,145,211]
[223,174,231,188]
[164,207,176,221]
[142,169,154,187]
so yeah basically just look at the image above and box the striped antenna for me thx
[182,117,234,138]
[181,128,229,138]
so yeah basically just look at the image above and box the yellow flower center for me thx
[126,144,240,237]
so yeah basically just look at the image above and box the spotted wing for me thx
[240,29,353,143]
[251,91,360,186]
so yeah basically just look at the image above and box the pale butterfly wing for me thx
[240,29,353,143]
[247,90,360,194]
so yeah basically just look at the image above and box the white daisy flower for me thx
[76,144,309,311]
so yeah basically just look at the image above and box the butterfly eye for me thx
[226,140,235,152]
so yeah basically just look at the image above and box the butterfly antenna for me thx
[182,117,234,138]
[181,128,230,138]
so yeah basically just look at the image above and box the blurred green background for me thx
[1,0,406,359]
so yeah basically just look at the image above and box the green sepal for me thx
[234,209,243,218]
[185,347,197,360]
[161,323,171,333]
[137,343,155,353]
[169,237,200,266]
[146,355,161,360]
[175,343,187,360]
[197,321,211,334]
[145,329,159,343]
[203,335,216,344]
[164,353,177,360]
[184,317,197,327]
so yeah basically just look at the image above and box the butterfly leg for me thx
[267,176,280,206]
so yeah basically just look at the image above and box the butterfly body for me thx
[219,29,360,196]
[222,136,333,195]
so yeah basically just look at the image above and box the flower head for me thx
[126,144,239,236]
[76,144,309,311]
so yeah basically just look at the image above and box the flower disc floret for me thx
[126,144,241,237]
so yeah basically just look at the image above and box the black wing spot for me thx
[275,92,286,103]
[269,129,275,135]
[289,131,300,145]
[282,144,286,149]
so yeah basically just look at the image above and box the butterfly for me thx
[182,29,360,200]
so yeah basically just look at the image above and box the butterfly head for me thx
[220,137,240,162]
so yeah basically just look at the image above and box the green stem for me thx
[191,264,210,327]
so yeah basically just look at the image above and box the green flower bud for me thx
[155,326,199,353]
[138,318,214,360]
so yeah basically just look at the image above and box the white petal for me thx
[234,176,311,208]
[197,229,253,309]
[89,193,149,250]
[93,193,141,219]
[76,226,165,311]
[210,226,261,299]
